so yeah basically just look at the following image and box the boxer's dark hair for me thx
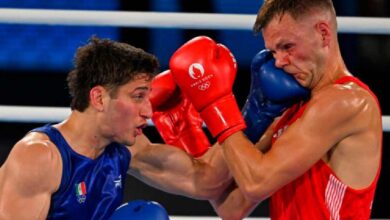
[67,36,159,111]
[253,0,336,33]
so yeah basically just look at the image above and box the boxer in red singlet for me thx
[210,1,382,219]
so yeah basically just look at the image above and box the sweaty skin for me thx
[212,10,381,219]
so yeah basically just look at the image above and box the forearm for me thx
[129,142,231,200]
[222,132,270,201]
[210,182,259,220]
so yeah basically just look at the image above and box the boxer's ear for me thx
[90,86,106,112]
[316,21,331,47]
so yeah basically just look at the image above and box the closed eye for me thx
[281,43,294,51]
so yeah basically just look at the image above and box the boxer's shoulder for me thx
[6,132,62,192]
[16,132,60,165]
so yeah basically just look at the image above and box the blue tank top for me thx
[31,124,131,220]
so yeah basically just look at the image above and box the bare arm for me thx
[207,124,277,219]
[0,133,61,220]
[221,85,374,202]
[127,134,232,200]
[210,182,259,220]
[253,119,279,153]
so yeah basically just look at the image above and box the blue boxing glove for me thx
[109,200,169,220]
[242,49,309,143]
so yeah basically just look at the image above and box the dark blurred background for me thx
[0,0,389,218]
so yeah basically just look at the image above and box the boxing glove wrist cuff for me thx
[217,123,247,143]
[200,94,246,143]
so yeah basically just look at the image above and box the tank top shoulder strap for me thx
[334,76,370,90]
[31,124,71,195]
[335,75,380,107]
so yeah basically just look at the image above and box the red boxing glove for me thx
[150,70,210,157]
[169,36,246,143]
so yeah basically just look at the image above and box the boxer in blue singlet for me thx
[0,35,311,220]
[0,37,172,220]
[0,36,237,220]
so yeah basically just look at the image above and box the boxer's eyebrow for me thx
[132,86,149,92]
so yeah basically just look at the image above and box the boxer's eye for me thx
[130,87,149,103]
[132,93,146,102]
[132,94,146,101]
[282,43,294,51]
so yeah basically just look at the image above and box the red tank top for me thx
[269,76,382,220]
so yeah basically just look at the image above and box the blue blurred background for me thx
[0,0,389,218]
[0,0,120,71]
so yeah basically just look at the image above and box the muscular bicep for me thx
[0,137,61,219]
[262,88,363,193]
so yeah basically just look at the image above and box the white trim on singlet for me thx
[325,174,347,220]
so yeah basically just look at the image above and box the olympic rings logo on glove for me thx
[198,81,210,91]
